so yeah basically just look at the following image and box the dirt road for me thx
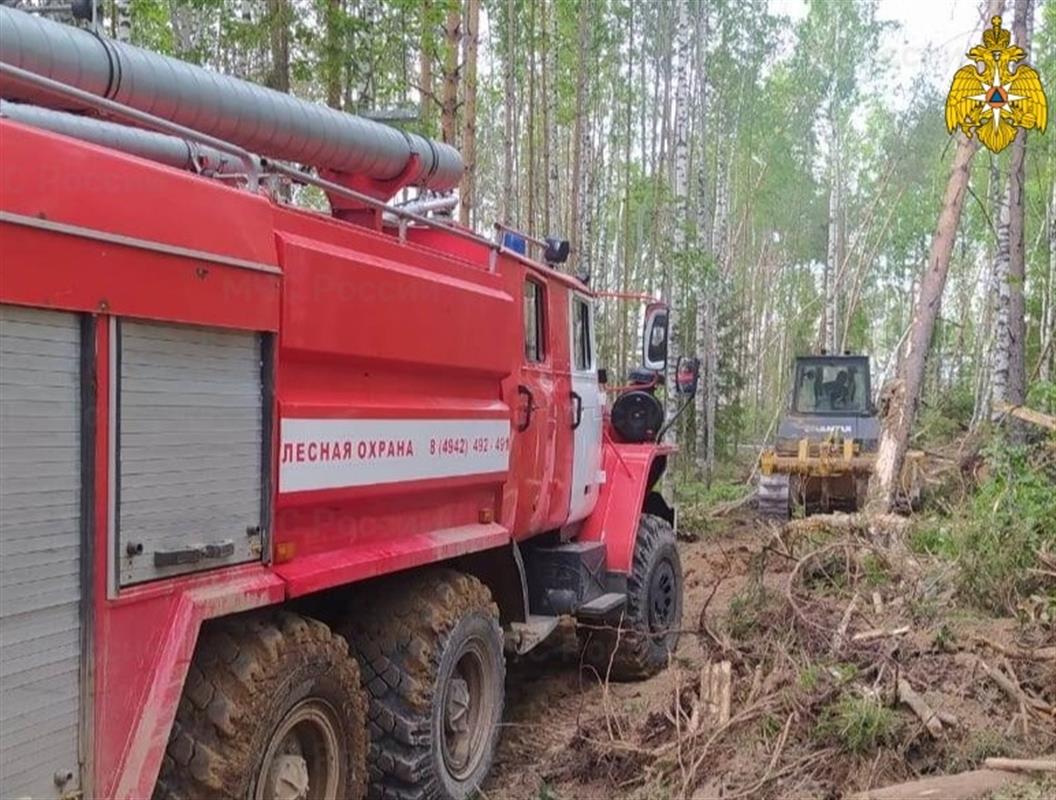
[485,512,1056,799]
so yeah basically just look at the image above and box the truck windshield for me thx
[793,359,869,414]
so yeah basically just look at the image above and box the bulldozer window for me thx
[524,279,546,363]
[794,360,868,414]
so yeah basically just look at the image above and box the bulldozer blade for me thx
[757,473,791,520]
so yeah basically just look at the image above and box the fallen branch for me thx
[993,400,1056,432]
[983,757,1056,773]
[973,637,1056,662]
[975,657,1054,715]
[852,625,911,643]
[834,593,860,650]
[897,678,944,738]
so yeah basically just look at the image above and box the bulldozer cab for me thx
[792,355,872,416]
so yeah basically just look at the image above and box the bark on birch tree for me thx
[1005,0,1032,405]
[665,0,691,439]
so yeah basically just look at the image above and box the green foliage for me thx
[957,440,1056,612]
[816,692,898,754]
[915,384,974,445]
[1027,380,1056,416]
[912,437,1056,614]
[909,519,957,559]
[676,477,750,507]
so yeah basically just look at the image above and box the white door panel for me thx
[568,295,603,523]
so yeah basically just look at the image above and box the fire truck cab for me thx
[0,7,688,800]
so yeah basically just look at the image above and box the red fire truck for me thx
[0,7,693,799]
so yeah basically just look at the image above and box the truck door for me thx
[567,293,603,523]
[512,276,557,535]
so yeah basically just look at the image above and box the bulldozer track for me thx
[756,473,791,520]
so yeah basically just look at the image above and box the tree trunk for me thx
[501,0,516,224]
[544,0,558,235]
[990,187,1012,412]
[419,0,434,127]
[665,0,691,445]
[972,162,1005,428]
[870,0,1003,511]
[459,0,479,227]
[694,2,711,476]
[323,0,344,109]
[440,2,461,146]
[526,0,537,235]
[824,133,841,353]
[1043,177,1056,383]
[1005,0,1032,404]
[870,136,981,509]
[570,0,590,267]
[265,0,290,93]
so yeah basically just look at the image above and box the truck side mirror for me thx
[642,303,669,372]
[675,356,700,397]
[544,237,570,265]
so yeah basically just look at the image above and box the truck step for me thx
[505,615,561,655]
[576,592,627,619]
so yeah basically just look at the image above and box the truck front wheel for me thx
[155,611,368,800]
[342,569,505,800]
[579,513,683,681]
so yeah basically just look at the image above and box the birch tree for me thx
[665,0,692,439]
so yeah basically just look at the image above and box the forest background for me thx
[70,0,1056,484]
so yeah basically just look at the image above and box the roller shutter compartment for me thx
[117,320,263,587]
[0,305,84,799]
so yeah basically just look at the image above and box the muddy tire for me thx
[579,514,683,681]
[154,611,368,800]
[341,569,505,800]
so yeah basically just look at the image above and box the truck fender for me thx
[107,569,285,800]
[450,540,530,624]
[577,443,672,574]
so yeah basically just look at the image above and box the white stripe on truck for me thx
[279,418,511,492]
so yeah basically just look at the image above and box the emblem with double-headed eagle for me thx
[945,15,1047,153]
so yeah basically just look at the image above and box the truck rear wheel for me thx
[342,569,504,800]
[155,611,368,800]
[579,514,683,681]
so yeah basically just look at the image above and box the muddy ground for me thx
[484,511,1055,800]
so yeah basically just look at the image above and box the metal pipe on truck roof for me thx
[0,100,241,175]
[0,5,463,192]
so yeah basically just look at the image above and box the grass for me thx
[724,581,783,640]
[816,692,898,754]
[948,729,1017,772]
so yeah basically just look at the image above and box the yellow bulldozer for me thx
[758,354,922,518]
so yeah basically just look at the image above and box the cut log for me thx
[849,769,1027,800]
[897,678,944,738]
[696,660,733,727]
[852,625,910,643]
[983,757,1056,773]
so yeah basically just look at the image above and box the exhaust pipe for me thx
[0,5,462,193]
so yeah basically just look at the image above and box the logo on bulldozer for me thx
[945,16,1047,153]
